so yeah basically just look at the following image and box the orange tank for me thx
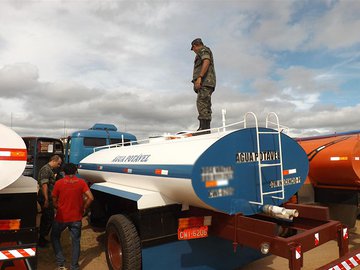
[298,134,360,190]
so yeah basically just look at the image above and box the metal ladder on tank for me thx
[244,112,285,206]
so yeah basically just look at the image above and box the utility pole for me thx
[63,120,67,137]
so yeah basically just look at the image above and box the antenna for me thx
[222,109,227,131]
[63,120,67,137]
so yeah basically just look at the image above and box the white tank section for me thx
[0,123,27,190]
[79,132,228,210]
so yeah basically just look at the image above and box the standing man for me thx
[37,154,62,247]
[191,38,216,133]
[51,163,94,270]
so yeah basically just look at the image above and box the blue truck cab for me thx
[65,123,137,165]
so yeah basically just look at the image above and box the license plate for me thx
[178,226,208,240]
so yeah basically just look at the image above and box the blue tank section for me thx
[192,127,308,215]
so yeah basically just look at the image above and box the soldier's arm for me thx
[199,59,210,78]
[41,183,49,208]
[52,193,58,209]
[195,59,210,89]
[38,169,51,208]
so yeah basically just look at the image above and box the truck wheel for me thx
[105,214,141,270]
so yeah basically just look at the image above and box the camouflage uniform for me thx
[192,45,216,120]
[38,163,56,241]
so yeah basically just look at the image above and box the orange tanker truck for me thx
[297,130,360,228]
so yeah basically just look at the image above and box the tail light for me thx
[0,219,21,230]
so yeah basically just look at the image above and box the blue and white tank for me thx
[78,127,308,215]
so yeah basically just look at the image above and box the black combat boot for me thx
[194,120,205,136]
[204,120,210,129]
[202,120,211,134]
[194,120,211,136]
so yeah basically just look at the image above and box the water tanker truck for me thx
[78,113,357,270]
[298,130,360,228]
[0,123,38,270]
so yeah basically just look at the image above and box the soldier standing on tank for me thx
[191,38,216,133]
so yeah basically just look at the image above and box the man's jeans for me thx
[51,220,82,270]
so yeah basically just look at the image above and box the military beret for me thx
[191,38,203,50]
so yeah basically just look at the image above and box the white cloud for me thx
[0,0,359,140]
[310,0,360,50]
[0,63,39,96]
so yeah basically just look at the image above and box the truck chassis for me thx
[0,185,38,270]
[89,188,357,270]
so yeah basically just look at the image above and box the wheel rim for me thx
[107,226,123,270]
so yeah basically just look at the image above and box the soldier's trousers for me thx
[39,205,54,238]
[196,86,214,121]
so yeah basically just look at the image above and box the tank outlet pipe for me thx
[263,205,299,221]
[284,208,299,218]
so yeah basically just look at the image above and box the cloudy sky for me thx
[0,0,359,139]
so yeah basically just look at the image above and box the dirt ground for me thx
[37,217,106,270]
[37,218,360,270]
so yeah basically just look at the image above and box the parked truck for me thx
[22,137,64,179]
[64,123,136,165]
[78,112,358,270]
[0,123,38,270]
[22,123,137,179]
[297,130,360,228]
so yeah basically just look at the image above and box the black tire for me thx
[105,214,142,270]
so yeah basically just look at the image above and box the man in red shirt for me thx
[51,163,94,270]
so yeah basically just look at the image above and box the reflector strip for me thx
[327,253,360,270]
[283,169,297,175]
[346,258,356,268]
[343,228,349,239]
[355,157,360,161]
[314,232,319,246]
[330,157,348,161]
[0,248,36,261]
[295,246,301,259]
[0,148,27,161]
[341,262,351,270]
[205,180,229,188]
[351,255,360,266]
[123,168,133,173]
[155,169,168,175]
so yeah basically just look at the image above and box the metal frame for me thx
[188,203,350,270]
[0,230,37,270]
[0,187,38,270]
